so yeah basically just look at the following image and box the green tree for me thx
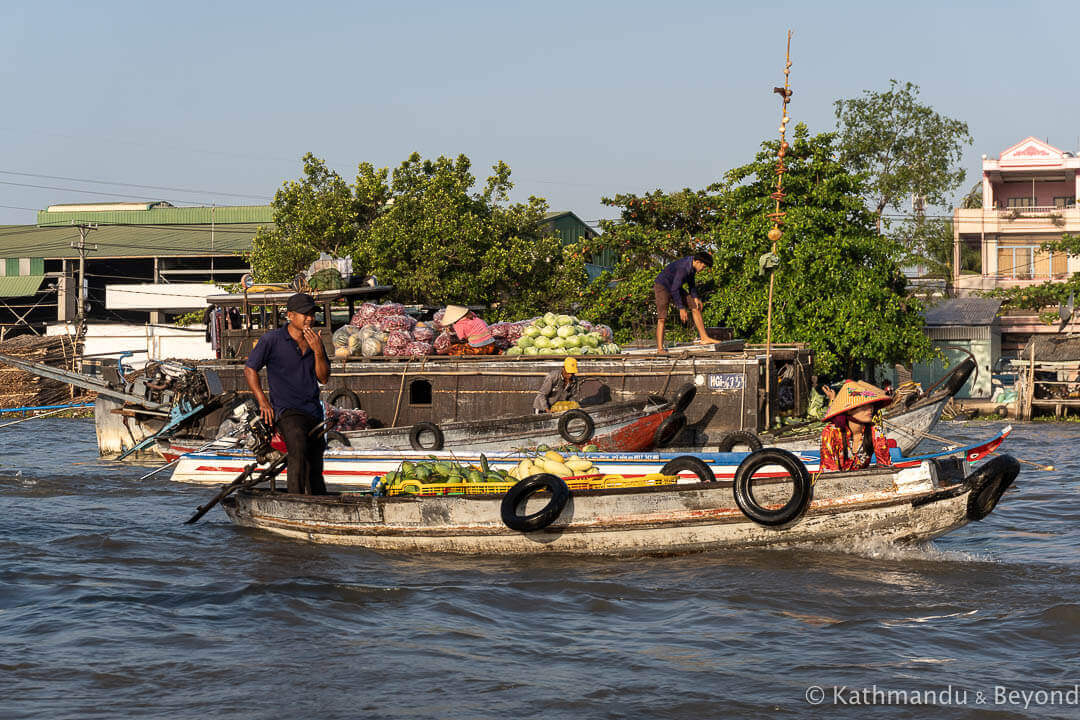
[250,152,585,319]
[834,80,972,232]
[891,217,979,278]
[577,125,934,376]
[249,153,388,281]
[348,153,585,319]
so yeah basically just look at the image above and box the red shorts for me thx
[653,284,689,317]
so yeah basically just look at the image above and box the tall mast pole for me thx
[764,30,792,428]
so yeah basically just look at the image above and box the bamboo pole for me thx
[764,30,793,430]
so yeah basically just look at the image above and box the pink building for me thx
[953,137,1080,295]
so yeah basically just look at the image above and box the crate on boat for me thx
[385,473,679,497]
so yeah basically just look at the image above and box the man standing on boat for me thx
[653,252,714,353]
[243,293,330,495]
[534,357,582,414]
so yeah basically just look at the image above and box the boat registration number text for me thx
[708,373,745,391]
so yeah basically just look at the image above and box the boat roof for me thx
[205,284,394,306]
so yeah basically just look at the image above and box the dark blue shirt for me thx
[654,256,700,310]
[245,325,322,419]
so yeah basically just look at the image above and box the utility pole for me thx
[70,223,98,343]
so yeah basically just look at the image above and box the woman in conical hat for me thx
[819,380,893,472]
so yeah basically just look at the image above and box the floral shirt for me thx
[819,425,892,472]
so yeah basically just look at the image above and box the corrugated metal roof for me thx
[36,205,273,226]
[922,298,1002,327]
[0,275,44,297]
[0,223,268,259]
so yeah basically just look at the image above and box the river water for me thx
[1,419,1077,719]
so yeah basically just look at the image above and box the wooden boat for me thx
[158,396,680,461]
[754,357,977,454]
[169,424,1011,488]
[218,449,1021,555]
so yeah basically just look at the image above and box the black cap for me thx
[286,293,317,314]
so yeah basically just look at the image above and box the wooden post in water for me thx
[764,30,793,428]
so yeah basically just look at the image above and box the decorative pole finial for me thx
[764,30,793,428]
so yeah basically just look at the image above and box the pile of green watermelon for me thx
[379,457,511,495]
[506,313,620,357]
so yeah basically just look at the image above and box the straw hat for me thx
[563,357,578,374]
[442,305,469,325]
[823,380,890,421]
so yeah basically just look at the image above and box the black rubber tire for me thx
[653,412,686,448]
[558,409,595,444]
[328,388,361,410]
[659,455,715,483]
[732,448,813,528]
[966,455,1020,521]
[715,430,763,453]
[994,405,1009,418]
[671,383,697,413]
[501,474,571,532]
[325,430,351,448]
[408,422,444,451]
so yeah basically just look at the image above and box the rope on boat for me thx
[0,403,94,428]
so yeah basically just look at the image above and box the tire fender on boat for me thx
[965,454,1020,521]
[325,430,351,448]
[501,474,571,532]
[409,421,445,451]
[671,383,697,413]
[328,388,362,409]
[558,409,595,444]
[659,454,715,483]
[653,412,686,448]
[715,430,763,453]
[732,448,813,528]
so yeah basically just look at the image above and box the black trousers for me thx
[276,410,326,495]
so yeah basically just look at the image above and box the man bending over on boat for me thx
[534,357,582,414]
[243,292,330,495]
[819,381,893,472]
[653,252,714,353]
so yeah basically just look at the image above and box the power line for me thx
[0,169,271,201]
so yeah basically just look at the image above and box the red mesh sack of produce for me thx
[432,308,446,330]
[377,314,417,333]
[373,302,405,319]
[505,321,529,343]
[597,324,614,342]
[488,322,510,339]
[385,330,411,351]
[403,341,434,356]
[412,324,435,342]
[433,330,453,355]
[351,303,379,327]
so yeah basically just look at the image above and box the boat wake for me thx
[798,537,995,564]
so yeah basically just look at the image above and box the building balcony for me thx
[954,206,1080,235]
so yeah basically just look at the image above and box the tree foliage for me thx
[250,153,386,282]
[574,126,934,376]
[250,152,585,320]
[834,80,972,231]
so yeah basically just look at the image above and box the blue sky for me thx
[2,0,1076,227]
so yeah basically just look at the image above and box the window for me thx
[997,240,1066,279]
[1007,197,1035,208]
[409,378,432,406]
[1054,196,1075,209]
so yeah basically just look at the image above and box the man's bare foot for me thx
[694,338,714,345]
[656,347,669,354]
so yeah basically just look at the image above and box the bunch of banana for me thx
[508,450,599,480]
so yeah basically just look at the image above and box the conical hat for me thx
[823,381,890,421]
[442,305,469,325]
